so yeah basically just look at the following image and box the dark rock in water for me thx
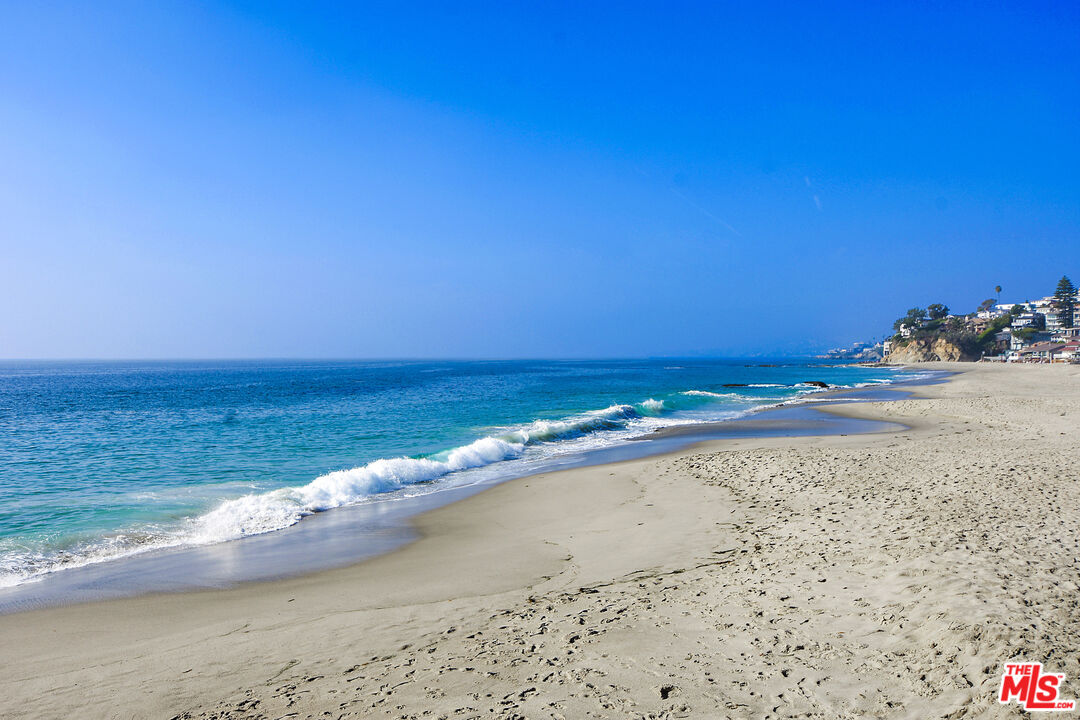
[722,383,749,387]
[802,380,829,388]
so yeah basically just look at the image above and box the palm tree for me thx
[995,285,1002,303]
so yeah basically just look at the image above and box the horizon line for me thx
[0,353,846,363]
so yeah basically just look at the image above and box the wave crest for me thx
[186,404,659,545]
[189,435,528,543]
[680,390,737,398]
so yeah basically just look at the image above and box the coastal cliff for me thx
[887,337,976,363]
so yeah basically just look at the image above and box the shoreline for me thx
[0,370,932,613]
[3,362,1078,718]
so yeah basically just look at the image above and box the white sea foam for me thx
[0,371,929,589]
[0,402,683,589]
[185,435,530,544]
[680,390,737,398]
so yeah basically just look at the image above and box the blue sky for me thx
[1,1,1078,358]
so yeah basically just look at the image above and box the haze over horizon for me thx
[2,2,1078,359]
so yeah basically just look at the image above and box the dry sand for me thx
[1,363,1078,719]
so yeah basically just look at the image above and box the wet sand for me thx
[1,362,1078,719]
[0,382,911,613]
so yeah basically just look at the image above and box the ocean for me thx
[0,359,920,589]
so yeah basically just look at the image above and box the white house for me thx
[1053,327,1080,341]
[1056,341,1080,362]
[1011,312,1043,328]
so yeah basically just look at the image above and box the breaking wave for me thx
[1,370,921,588]
[188,405,661,543]
[0,402,674,587]
[680,390,737,398]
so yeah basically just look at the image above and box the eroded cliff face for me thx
[887,337,975,363]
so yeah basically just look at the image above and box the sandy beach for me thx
[2,362,1079,719]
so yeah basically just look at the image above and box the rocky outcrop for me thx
[886,337,975,363]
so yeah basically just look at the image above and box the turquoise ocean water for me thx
[0,359,919,587]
